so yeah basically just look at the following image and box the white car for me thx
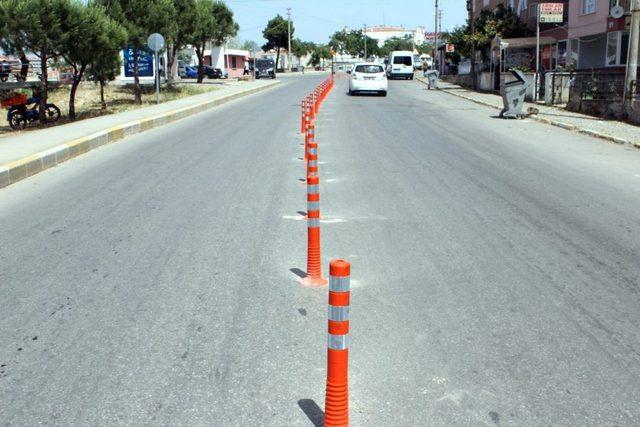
[348,62,388,96]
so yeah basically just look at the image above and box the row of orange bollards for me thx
[298,75,352,427]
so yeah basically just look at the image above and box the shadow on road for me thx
[298,399,324,427]
[290,268,306,279]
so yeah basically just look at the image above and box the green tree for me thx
[262,14,291,70]
[61,3,127,120]
[86,16,127,111]
[329,29,378,58]
[448,4,531,64]
[96,0,177,104]
[241,40,259,52]
[189,0,238,83]
[1,0,70,123]
[379,36,413,57]
[167,0,197,80]
[291,39,315,61]
[309,44,331,69]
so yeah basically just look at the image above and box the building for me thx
[209,47,250,78]
[472,0,637,72]
[567,0,634,71]
[364,25,429,47]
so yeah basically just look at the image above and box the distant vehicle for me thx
[254,59,276,79]
[348,62,387,96]
[204,66,226,79]
[183,66,198,79]
[387,50,414,80]
[413,54,422,70]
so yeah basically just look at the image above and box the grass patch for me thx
[0,82,219,135]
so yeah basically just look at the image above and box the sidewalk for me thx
[0,79,280,188]
[418,77,640,147]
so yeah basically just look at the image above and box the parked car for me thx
[348,62,387,96]
[387,50,414,80]
[183,66,198,79]
[204,66,227,79]
[254,59,276,79]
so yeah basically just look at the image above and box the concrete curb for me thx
[416,77,636,147]
[0,80,281,189]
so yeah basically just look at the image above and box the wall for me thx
[568,0,608,39]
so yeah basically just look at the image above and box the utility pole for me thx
[287,7,292,72]
[363,24,367,60]
[434,0,439,71]
[468,0,477,90]
[624,0,639,108]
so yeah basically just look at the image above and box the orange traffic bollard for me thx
[307,137,318,176]
[301,175,327,287]
[301,99,307,134]
[324,259,351,427]
[305,123,315,161]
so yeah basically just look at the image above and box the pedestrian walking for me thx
[243,60,250,76]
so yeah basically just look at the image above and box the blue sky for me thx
[226,0,467,44]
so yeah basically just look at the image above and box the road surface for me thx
[1,74,640,426]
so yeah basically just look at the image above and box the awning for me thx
[500,36,557,49]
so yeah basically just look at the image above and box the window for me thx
[354,65,384,73]
[231,56,237,68]
[581,0,597,14]
[518,0,527,16]
[606,31,629,66]
[570,39,580,66]
[393,56,412,66]
[556,40,568,67]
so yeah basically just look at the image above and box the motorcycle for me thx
[3,94,60,130]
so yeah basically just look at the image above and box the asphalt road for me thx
[1,74,640,426]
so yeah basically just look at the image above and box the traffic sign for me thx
[147,33,165,52]
[539,3,564,23]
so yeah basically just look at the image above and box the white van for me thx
[387,50,414,80]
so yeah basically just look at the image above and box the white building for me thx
[364,25,429,47]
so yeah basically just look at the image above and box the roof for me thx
[500,36,557,49]
[224,48,249,57]
[366,25,420,34]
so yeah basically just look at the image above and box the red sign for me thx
[607,16,629,32]
[446,44,455,53]
[539,3,564,23]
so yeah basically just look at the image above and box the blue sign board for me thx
[123,48,154,77]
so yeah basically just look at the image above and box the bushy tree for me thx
[262,15,291,70]
[189,0,237,83]
[448,4,531,63]
[96,0,177,104]
[1,0,70,123]
[309,45,331,69]
[291,39,315,61]
[61,3,127,120]
[379,36,413,57]
[329,29,378,59]
[87,17,127,111]
[167,0,197,80]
